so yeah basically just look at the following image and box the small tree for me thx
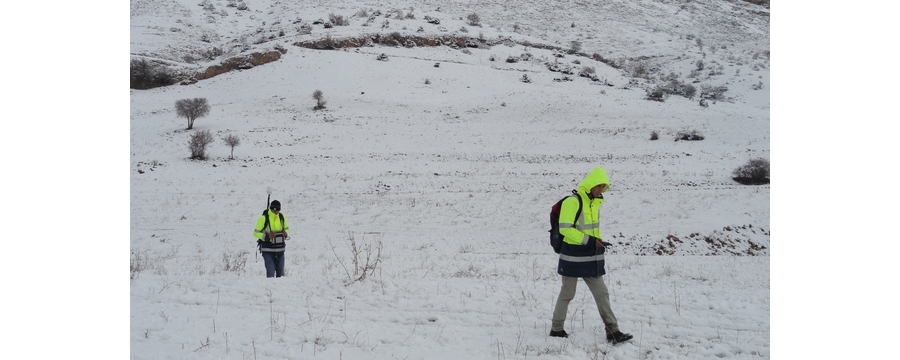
[189,130,215,160]
[466,13,481,26]
[732,158,770,185]
[312,90,327,110]
[223,134,240,159]
[175,98,211,130]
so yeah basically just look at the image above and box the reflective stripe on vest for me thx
[559,254,605,262]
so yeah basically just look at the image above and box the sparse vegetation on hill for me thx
[130,59,174,89]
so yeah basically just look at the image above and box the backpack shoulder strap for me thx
[571,189,583,224]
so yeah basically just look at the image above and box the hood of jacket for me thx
[577,167,610,195]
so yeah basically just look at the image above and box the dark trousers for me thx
[261,252,285,278]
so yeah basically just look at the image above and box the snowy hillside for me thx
[126,0,771,359]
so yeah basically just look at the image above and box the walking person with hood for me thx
[254,200,290,278]
[550,167,633,343]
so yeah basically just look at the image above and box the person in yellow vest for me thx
[550,168,633,344]
[253,200,290,278]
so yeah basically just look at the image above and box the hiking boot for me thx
[549,330,569,338]
[606,331,634,344]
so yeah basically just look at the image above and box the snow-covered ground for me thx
[30,0,900,359]
[126,0,773,359]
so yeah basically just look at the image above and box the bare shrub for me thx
[130,250,149,280]
[222,250,249,273]
[650,131,659,140]
[675,130,704,141]
[312,89,327,110]
[175,98,210,130]
[646,86,667,102]
[329,13,349,26]
[189,130,215,159]
[700,84,728,101]
[732,158,770,185]
[683,83,697,99]
[570,40,582,54]
[466,13,481,26]
[328,232,384,285]
[632,63,649,79]
[223,134,240,159]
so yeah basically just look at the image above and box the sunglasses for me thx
[270,207,280,211]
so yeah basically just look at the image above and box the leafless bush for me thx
[312,89,327,110]
[329,13,349,26]
[570,40,582,54]
[328,232,384,285]
[650,131,659,140]
[189,130,215,159]
[646,86,667,102]
[222,250,249,273]
[466,13,481,26]
[632,63,649,79]
[130,250,149,280]
[732,158,770,185]
[175,98,210,130]
[683,83,697,99]
[675,130,705,141]
[700,84,728,101]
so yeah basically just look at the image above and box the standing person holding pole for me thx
[253,200,290,278]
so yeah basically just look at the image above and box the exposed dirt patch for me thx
[192,49,286,81]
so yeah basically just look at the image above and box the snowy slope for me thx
[126,0,770,359]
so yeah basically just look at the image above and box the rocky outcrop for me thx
[192,49,286,81]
